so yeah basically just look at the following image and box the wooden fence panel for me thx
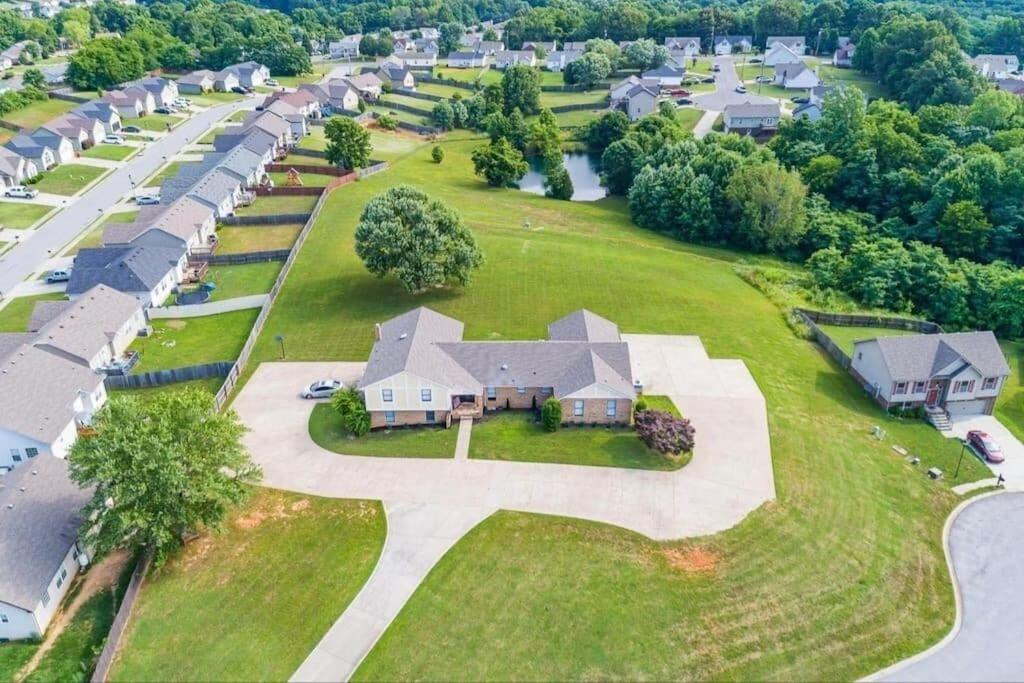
[205,249,290,264]
[90,552,152,683]
[219,213,312,226]
[104,361,235,390]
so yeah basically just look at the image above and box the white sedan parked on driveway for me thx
[301,379,343,399]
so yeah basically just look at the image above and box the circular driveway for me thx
[878,492,1024,681]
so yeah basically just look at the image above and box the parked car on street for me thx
[265,78,279,86]
[756,75,773,83]
[135,194,160,205]
[676,97,693,105]
[46,268,71,283]
[301,379,343,399]
[735,85,747,93]
[174,98,192,107]
[713,63,721,72]
[154,106,173,114]
[231,86,247,94]
[5,185,38,199]
[122,125,142,133]
[967,430,1005,463]
[103,134,125,144]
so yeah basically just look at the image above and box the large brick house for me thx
[358,308,636,428]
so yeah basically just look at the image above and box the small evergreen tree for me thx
[432,145,445,163]
[331,387,371,436]
[541,397,562,432]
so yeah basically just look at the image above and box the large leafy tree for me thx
[725,161,809,254]
[937,200,992,260]
[68,388,260,565]
[564,51,611,88]
[438,21,465,55]
[354,185,484,293]
[623,38,668,70]
[324,116,371,169]
[471,137,528,187]
[585,110,630,153]
[500,64,540,115]
[67,36,145,90]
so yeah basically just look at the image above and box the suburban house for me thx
[832,37,855,68]
[213,69,240,92]
[66,244,187,307]
[715,35,753,55]
[206,143,266,187]
[522,41,556,53]
[38,115,100,152]
[185,169,243,219]
[765,36,806,53]
[298,80,360,113]
[0,146,37,187]
[343,72,383,100]
[255,103,307,141]
[473,40,505,55]
[226,61,270,88]
[177,69,215,94]
[213,127,280,163]
[850,331,1010,420]
[623,84,658,121]
[446,50,488,68]
[494,50,536,69]
[562,41,588,51]
[609,75,660,101]
[396,50,437,67]
[358,308,636,429]
[723,101,781,136]
[997,78,1024,96]
[0,343,106,467]
[641,64,684,87]
[101,87,154,119]
[0,456,93,641]
[546,49,583,71]
[665,36,701,56]
[7,133,61,168]
[376,63,415,89]
[1,40,32,65]
[127,76,179,107]
[73,100,122,135]
[774,61,821,89]
[970,54,1020,80]
[329,35,362,60]
[764,40,805,66]
[265,90,322,119]
[793,101,823,121]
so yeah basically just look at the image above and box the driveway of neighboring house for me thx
[234,335,774,682]
[693,55,777,111]
[873,492,1024,682]
[945,415,1024,490]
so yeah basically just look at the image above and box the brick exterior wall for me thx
[370,409,449,429]
[485,387,549,411]
[560,398,632,425]
[369,391,633,427]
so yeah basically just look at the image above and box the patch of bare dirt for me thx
[164,320,187,330]
[661,547,721,573]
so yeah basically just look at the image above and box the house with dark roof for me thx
[996,78,1024,96]
[623,84,658,121]
[126,76,179,107]
[832,38,855,68]
[5,134,59,170]
[447,50,489,68]
[66,244,187,307]
[102,86,155,118]
[0,146,37,187]
[641,63,684,86]
[0,456,93,640]
[73,100,122,135]
[376,63,415,89]
[225,61,270,88]
[358,308,636,429]
[723,101,780,136]
[494,50,536,69]
[850,331,1010,418]
[177,69,216,94]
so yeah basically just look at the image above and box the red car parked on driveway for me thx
[967,430,1005,463]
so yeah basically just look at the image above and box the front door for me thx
[926,381,941,407]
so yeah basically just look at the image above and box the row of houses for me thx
[177,61,270,94]
[0,77,177,188]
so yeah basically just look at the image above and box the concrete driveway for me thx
[874,492,1024,682]
[693,55,778,112]
[946,415,1024,490]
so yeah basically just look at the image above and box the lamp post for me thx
[954,439,967,479]
[274,334,286,359]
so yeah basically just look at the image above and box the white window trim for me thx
[606,399,616,417]
[420,388,432,402]
[381,388,393,402]
[573,400,584,417]
[384,411,396,424]
[893,382,908,395]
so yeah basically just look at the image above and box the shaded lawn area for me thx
[216,224,302,253]
[110,377,224,402]
[0,199,52,229]
[149,160,184,186]
[234,193,320,216]
[22,560,135,683]
[0,642,37,682]
[0,292,64,332]
[80,144,135,161]
[468,410,684,470]
[236,135,991,680]
[204,261,282,300]
[33,164,106,195]
[996,340,1024,443]
[819,64,888,99]
[122,113,184,132]
[1,97,77,129]
[130,309,259,373]
[110,489,385,682]
[309,403,457,458]
[818,324,917,356]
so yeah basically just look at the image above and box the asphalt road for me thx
[880,492,1024,682]
[693,55,778,111]
[0,96,252,297]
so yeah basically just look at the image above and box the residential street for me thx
[875,492,1024,682]
[693,55,778,111]
[0,96,253,297]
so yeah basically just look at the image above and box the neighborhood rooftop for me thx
[858,331,1011,381]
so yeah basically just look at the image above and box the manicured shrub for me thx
[541,397,562,432]
[634,396,648,412]
[432,145,445,163]
[634,409,695,456]
[378,114,398,131]
[331,386,370,436]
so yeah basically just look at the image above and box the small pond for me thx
[517,152,607,201]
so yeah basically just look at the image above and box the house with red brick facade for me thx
[358,308,636,429]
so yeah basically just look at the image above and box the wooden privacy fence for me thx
[219,213,311,226]
[205,249,290,264]
[50,91,91,104]
[376,100,433,118]
[213,166,374,411]
[369,112,438,135]
[266,162,348,176]
[90,552,152,683]
[104,361,234,390]
[290,148,328,159]
[395,88,443,103]
[254,185,327,196]
[549,101,608,114]
[417,74,477,91]
[795,308,944,334]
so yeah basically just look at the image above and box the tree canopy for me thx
[324,116,371,169]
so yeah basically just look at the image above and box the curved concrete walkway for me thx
[234,334,775,681]
[871,492,1024,682]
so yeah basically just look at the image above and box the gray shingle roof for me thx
[725,101,780,118]
[0,332,35,358]
[209,145,263,182]
[66,245,183,295]
[548,309,621,342]
[858,332,1011,381]
[186,169,239,210]
[31,284,141,366]
[0,456,92,611]
[6,134,47,157]
[27,300,73,332]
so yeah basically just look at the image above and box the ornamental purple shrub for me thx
[634,409,695,456]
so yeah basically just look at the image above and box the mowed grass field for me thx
[33,163,106,195]
[0,96,78,129]
[110,490,386,682]
[206,132,987,679]
[0,199,52,229]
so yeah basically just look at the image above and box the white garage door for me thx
[947,399,989,416]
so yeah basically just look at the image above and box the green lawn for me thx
[281,151,335,167]
[69,209,139,254]
[203,261,282,300]
[122,113,184,132]
[268,170,331,187]
[110,489,386,682]
[298,128,327,151]
[674,106,704,132]
[110,377,224,402]
[818,324,917,356]
[229,134,991,680]
[538,89,609,108]
[32,164,106,195]
[381,92,434,114]
[469,410,685,470]
[23,560,135,683]
[149,161,184,186]
[130,309,259,373]
[641,394,681,416]
[309,403,457,457]
[226,109,249,123]
[275,63,332,88]
[996,340,1024,444]
[188,91,244,107]
[0,199,52,229]
[80,144,135,161]
[367,104,429,126]
[216,224,302,254]
[234,194,320,216]
[1,97,77,129]
[0,642,37,682]
[368,129,427,162]
[819,64,888,99]
[414,82,469,99]
[0,292,64,332]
